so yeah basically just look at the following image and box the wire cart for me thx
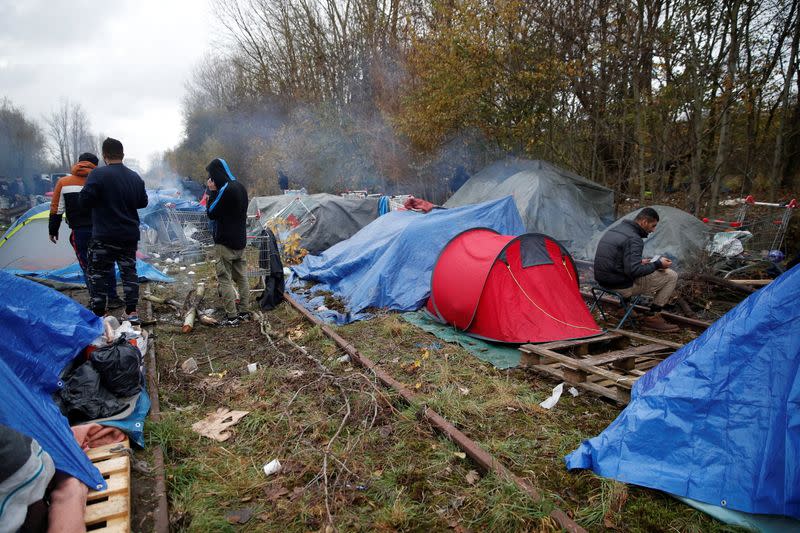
[703,196,797,278]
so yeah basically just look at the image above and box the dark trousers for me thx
[70,227,117,301]
[87,240,139,315]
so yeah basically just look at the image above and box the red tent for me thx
[426,228,602,343]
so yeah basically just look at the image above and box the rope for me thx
[505,264,600,332]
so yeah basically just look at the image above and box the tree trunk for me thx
[769,5,800,200]
[710,0,740,216]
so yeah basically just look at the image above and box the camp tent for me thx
[577,205,707,268]
[289,197,525,323]
[445,158,614,254]
[248,193,380,254]
[427,229,602,343]
[0,204,76,270]
[0,271,106,490]
[566,265,800,522]
[0,203,173,285]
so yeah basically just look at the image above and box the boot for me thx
[640,313,679,333]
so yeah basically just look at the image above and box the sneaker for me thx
[639,313,679,333]
[220,316,241,328]
[107,297,126,310]
[237,311,252,321]
[121,311,141,326]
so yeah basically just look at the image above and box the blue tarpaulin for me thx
[0,272,106,490]
[290,197,525,323]
[6,259,173,286]
[565,265,800,519]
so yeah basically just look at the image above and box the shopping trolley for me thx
[703,196,797,278]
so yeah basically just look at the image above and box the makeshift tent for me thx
[427,229,602,343]
[0,271,106,490]
[577,205,707,268]
[0,204,75,270]
[565,265,800,520]
[289,197,525,323]
[248,193,380,254]
[445,158,614,253]
[0,203,173,286]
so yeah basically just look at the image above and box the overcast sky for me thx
[0,0,216,171]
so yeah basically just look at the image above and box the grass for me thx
[141,267,746,532]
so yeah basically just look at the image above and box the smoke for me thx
[143,155,203,200]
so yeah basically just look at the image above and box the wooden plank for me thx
[86,475,128,502]
[94,456,129,476]
[563,367,587,383]
[85,494,129,525]
[519,351,543,367]
[86,437,130,533]
[87,443,129,463]
[729,279,771,286]
[525,346,637,389]
[520,332,621,354]
[93,517,129,533]
[580,344,671,366]
[612,357,636,371]
[614,329,684,349]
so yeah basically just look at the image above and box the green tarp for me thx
[402,311,520,369]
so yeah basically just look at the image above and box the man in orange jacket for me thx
[49,153,121,308]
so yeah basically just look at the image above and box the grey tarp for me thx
[247,193,380,254]
[444,158,614,253]
[577,205,707,269]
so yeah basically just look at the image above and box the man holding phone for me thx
[594,207,679,332]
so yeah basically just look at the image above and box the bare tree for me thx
[44,100,96,169]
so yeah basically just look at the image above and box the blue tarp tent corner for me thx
[0,271,106,489]
[289,196,525,323]
[565,265,800,520]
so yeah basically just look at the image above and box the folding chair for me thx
[589,285,642,330]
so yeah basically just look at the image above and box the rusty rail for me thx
[144,300,170,533]
[283,294,585,533]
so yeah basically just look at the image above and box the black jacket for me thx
[594,219,661,289]
[206,158,248,250]
[79,163,148,246]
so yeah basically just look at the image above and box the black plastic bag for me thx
[91,337,142,397]
[56,363,126,423]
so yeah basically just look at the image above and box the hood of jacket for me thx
[70,160,96,178]
[206,158,237,189]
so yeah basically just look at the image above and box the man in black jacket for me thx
[594,207,678,332]
[206,158,250,326]
[80,138,148,323]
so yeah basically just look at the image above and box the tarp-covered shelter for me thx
[577,205,707,268]
[565,265,800,520]
[0,203,174,286]
[248,193,380,254]
[0,271,106,490]
[290,197,525,322]
[427,229,602,343]
[444,158,614,253]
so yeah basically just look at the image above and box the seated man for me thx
[593,207,679,332]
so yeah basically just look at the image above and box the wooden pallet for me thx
[519,330,683,404]
[84,439,131,532]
